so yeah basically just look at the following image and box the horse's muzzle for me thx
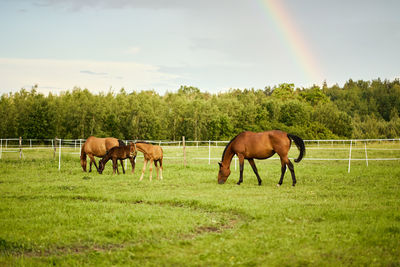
[218,179,225,184]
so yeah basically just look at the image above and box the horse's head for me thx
[98,159,105,174]
[80,158,87,172]
[129,142,137,158]
[218,162,231,184]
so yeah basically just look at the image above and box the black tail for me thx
[118,139,126,146]
[287,134,305,163]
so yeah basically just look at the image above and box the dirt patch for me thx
[196,226,220,233]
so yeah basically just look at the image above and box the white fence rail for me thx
[1,137,400,173]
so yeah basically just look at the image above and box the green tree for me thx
[0,94,17,138]
[271,83,296,100]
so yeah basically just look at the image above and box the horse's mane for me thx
[221,132,242,161]
[118,139,126,146]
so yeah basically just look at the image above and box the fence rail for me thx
[1,137,400,173]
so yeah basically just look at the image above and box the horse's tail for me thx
[80,143,87,171]
[118,139,126,146]
[287,134,305,163]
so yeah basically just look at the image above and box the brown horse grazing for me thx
[135,142,163,181]
[80,136,130,172]
[97,143,137,175]
[218,130,305,186]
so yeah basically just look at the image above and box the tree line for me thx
[1,79,399,140]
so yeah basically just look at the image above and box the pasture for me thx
[1,142,400,266]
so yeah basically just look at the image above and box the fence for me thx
[1,137,400,173]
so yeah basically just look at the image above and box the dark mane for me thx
[221,132,242,161]
[118,139,126,146]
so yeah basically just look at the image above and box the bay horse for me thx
[218,130,305,186]
[135,142,163,181]
[80,136,132,172]
[97,143,137,175]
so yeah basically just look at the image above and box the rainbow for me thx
[257,0,322,85]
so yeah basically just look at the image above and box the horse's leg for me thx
[139,159,148,181]
[113,158,119,175]
[237,154,245,185]
[288,160,296,186]
[154,160,159,180]
[147,159,154,181]
[277,157,287,187]
[159,159,162,180]
[88,154,98,172]
[130,157,136,174]
[120,159,125,174]
[248,159,262,186]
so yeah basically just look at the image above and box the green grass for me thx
[1,145,400,266]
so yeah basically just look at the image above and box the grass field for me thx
[1,143,400,266]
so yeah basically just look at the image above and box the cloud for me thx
[33,0,234,12]
[124,46,140,55]
[0,58,180,94]
[80,70,108,76]
[33,0,191,11]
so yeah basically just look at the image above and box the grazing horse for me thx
[218,130,305,186]
[97,143,137,175]
[80,136,131,172]
[135,142,163,181]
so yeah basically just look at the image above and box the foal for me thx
[80,136,127,172]
[98,143,136,175]
[135,142,163,181]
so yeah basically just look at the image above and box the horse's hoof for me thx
[276,184,281,187]
[236,182,241,185]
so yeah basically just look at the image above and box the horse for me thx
[218,130,305,186]
[80,136,132,172]
[97,143,137,175]
[135,142,163,181]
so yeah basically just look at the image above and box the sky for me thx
[0,0,399,95]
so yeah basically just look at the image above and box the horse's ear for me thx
[218,162,222,167]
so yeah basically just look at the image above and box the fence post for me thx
[58,138,61,171]
[52,138,55,159]
[234,156,237,171]
[364,142,368,167]
[208,140,211,165]
[19,137,22,159]
[348,140,352,173]
[0,139,2,159]
[182,136,186,167]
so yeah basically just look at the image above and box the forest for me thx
[0,78,399,140]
